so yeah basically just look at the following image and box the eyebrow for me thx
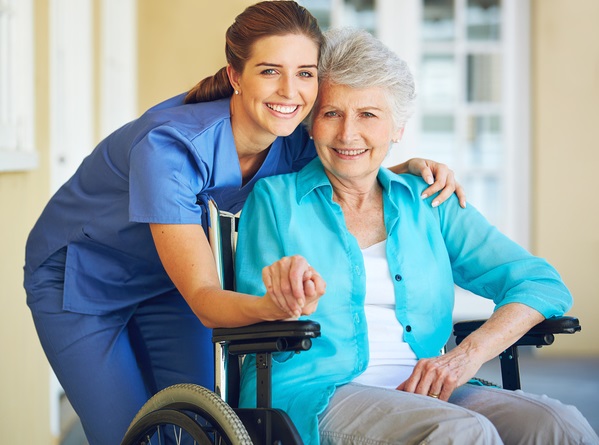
[255,62,318,69]
[320,104,385,112]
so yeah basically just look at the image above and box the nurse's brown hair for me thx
[184,0,323,104]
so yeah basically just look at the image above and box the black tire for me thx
[120,383,253,445]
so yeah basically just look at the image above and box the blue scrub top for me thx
[235,158,572,445]
[24,94,315,315]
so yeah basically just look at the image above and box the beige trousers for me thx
[318,383,598,445]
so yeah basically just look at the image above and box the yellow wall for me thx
[2,0,597,442]
[532,0,599,355]
[0,1,253,443]
[137,0,255,111]
[0,1,53,443]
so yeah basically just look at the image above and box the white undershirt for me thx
[352,240,418,389]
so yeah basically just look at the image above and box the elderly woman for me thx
[234,28,598,445]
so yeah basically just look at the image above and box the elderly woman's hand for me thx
[396,348,485,401]
[262,255,326,319]
[397,158,467,209]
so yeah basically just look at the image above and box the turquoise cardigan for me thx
[235,158,572,445]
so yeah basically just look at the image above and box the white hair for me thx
[310,27,416,130]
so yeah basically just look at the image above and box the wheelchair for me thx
[120,198,581,445]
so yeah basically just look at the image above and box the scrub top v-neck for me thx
[24,93,315,315]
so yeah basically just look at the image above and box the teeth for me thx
[267,103,298,114]
[336,149,367,156]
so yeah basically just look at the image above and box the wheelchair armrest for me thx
[453,315,581,348]
[212,320,321,355]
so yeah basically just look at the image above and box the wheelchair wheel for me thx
[120,383,252,445]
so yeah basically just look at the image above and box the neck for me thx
[327,171,381,210]
[230,96,276,157]
[337,183,386,248]
[230,98,276,184]
[328,172,386,248]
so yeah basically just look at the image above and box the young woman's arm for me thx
[150,223,283,327]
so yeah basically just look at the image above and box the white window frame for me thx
[382,0,531,319]
[380,0,530,245]
[0,0,37,172]
[48,0,137,437]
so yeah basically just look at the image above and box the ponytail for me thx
[184,66,233,104]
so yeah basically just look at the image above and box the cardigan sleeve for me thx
[438,195,572,318]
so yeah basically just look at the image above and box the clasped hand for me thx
[262,255,326,319]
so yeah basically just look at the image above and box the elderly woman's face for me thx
[311,82,402,184]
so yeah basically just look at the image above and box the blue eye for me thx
[324,111,338,117]
[362,112,376,118]
[299,71,314,78]
[261,69,277,75]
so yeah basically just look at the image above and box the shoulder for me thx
[254,171,299,194]
[139,96,232,141]
[380,168,430,203]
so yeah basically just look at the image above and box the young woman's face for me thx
[311,82,403,184]
[230,33,319,142]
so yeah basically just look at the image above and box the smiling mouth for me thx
[266,103,299,114]
[334,148,367,156]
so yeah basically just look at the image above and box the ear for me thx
[226,65,241,92]
[392,127,405,143]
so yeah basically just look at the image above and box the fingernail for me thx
[426,176,434,185]
[432,200,439,208]
[421,193,428,199]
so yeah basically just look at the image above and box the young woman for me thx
[24,2,463,444]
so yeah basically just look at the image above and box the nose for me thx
[278,75,298,99]
[338,117,359,144]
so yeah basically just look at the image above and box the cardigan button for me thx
[394,274,402,281]
[405,325,412,332]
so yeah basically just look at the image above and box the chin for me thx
[271,124,301,137]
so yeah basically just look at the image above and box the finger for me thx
[412,361,440,396]
[303,276,317,299]
[426,380,444,401]
[263,263,296,316]
[281,256,315,316]
[455,183,467,208]
[430,184,455,208]
[310,271,326,296]
[420,165,434,185]
[399,365,423,394]
[420,175,447,202]
[291,256,319,305]
[438,384,454,402]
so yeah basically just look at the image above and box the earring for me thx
[234,90,239,95]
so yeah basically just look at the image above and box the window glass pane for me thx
[467,0,501,41]
[298,0,332,29]
[421,54,457,107]
[423,0,454,42]
[421,115,456,165]
[465,115,501,168]
[466,53,501,102]
[462,175,500,224]
[342,0,375,33]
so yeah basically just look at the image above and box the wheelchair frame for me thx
[120,198,581,445]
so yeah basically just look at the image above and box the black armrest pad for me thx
[453,315,581,338]
[212,320,321,344]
